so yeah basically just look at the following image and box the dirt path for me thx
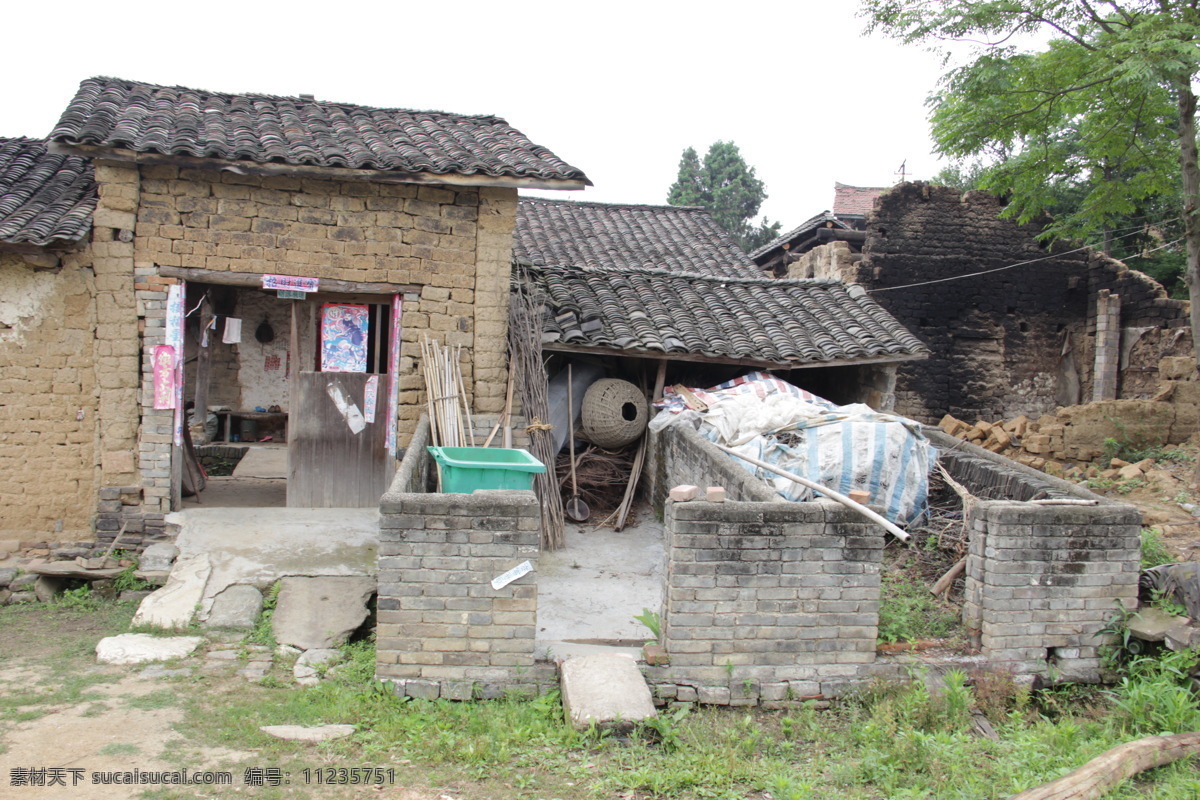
[0,661,254,799]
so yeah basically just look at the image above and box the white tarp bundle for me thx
[652,372,936,525]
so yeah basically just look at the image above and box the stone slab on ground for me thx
[259,724,355,742]
[272,576,374,651]
[166,507,378,621]
[132,553,212,629]
[294,648,341,686]
[559,653,656,732]
[27,562,123,580]
[96,634,205,665]
[1128,607,1191,642]
[138,543,179,572]
[206,584,264,629]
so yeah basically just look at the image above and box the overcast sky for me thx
[0,1,954,228]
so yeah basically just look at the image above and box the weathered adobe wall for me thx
[130,164,516,440]
[84,163,516,545]
[376,427,554,700]
[852,184,1094,425]
[0,249,99,539]
[841,183,1189,425]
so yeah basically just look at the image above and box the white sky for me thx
[0,1,954,228]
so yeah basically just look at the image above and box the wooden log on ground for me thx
[1009,731,1200,800]
[930,556,967,597]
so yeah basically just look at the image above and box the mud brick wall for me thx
[846,183,1188,424]
[852,183,1096,425]
[131,165,517,442]
[962,502,1140,681]
[0,249,99,539]
[654,499,883,702]
[376,447,553,699]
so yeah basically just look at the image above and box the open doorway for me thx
[179,281,400,510]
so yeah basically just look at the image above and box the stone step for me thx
[558,653,656,732]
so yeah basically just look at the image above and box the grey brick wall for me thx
[964,501,1140,681]
[376,417,555,699]
[658,498,882,697]
[646,418,779,509]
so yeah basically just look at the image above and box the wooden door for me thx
[287,371,393,507]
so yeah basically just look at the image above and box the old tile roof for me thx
[50,77,589,186]
[748,210,850,261]
[515,197,760,279]
[533,265,928,365]
[0,137,95,248]
[834,182,888,218]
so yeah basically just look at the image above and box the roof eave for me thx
[542,341,928,370]
[48,143,591,191]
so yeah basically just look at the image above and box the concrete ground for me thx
[164,506,378,622]
[536,510,665,661]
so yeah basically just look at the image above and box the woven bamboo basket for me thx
[580,379,648,448]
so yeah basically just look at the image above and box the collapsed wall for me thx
[796,183,1191,426]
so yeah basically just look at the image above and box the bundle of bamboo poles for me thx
[420,336,475,449]
[509,271,565,550]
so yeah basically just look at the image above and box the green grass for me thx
[877,562,963,644]
[164,636,1200,800]
[1141,527,1175,569]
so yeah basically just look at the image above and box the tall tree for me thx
[667,141,781,252]
[863,1,1200,361]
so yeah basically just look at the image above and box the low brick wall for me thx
[648,498,882,705]
[647,417,779,508]
[376,417,555,699]
[647,418,1142,702]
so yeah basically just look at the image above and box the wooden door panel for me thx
[287,372,392,508]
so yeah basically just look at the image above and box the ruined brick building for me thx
[754,182,1192,425]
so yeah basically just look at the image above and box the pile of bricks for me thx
[938,412,1163,482]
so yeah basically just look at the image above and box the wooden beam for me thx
[157,266,419,296]
[49,143,591,191]
[193,295,213,429]
[541,341,927,371]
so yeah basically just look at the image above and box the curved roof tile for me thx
[51,77,589,184]
[0,137,95,247]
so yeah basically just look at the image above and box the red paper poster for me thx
[153,345,177,409]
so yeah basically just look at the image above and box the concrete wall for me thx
[375,419,555,699]
[0,250,99,539]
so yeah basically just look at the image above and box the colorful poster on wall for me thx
[319,304,369,373]
[363,375,379,423]
[386,294,403,455]
[152,345,177,409]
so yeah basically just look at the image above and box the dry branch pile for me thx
[508,273,565,550]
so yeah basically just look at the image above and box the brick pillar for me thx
[91,161,141,486]
[376,487,553,699]
[971,501,1140,680]
[1092,289,1120,401]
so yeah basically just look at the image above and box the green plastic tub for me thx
[428,446,547,493]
